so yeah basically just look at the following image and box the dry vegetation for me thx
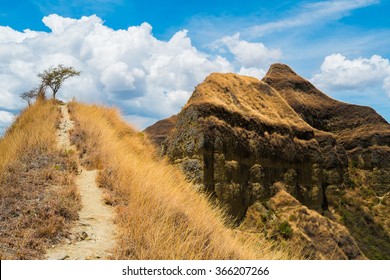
[325,166,390,259]
[68,102,294,259]
[186,73,312,133]
[0,100,80,259]
[240,190,356,260]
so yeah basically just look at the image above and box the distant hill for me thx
[144,115,178,147]
[145,64,390,259]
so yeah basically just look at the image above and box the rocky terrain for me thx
[145,64,390,259]
[262,64,390,170]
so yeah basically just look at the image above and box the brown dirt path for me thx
[46,104,116,260]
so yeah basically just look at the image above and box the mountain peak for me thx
[181,71,315,133]
[265,63,299,78]
[144,66,390,259]
[262,63,331,99]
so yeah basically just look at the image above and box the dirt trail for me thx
[46,104,116,260]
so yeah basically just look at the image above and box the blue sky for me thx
[1,0,389,132]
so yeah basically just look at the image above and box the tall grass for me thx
[69,102,292,259]
[0,100,57,171]
[0,100,79,259]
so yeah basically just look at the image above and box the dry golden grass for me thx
[68,102,294,259]
[0,100,57,171]
[186,73,312,133]
[0,100,80,259]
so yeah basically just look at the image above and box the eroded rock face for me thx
[145,64,390,259]
[162,73,346,221]
[242,189,365,260]
[263,63,390,169]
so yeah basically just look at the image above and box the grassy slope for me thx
[69,102,294,259]
[0,100,79,259]
[186,73,312,132]
[326,167,390,259]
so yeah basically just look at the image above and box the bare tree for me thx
[38,64,80,99]
[20,88,38,106]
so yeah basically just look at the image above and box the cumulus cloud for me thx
[214,33,281,68]
[0,26,39,43]
[123,114,159,131]
[0,110,14,124]
[384,77,390,97]
[238,67,266,79]
[0,15,226,127]
[0,110,14,134]
[0,14,281,129]
[311,53,390,96]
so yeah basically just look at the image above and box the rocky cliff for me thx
[263,64,390,169]
[145,64,390,259]
[162,72,346,219]
[262,64,390,259]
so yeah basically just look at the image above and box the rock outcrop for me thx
[161,72,346,220]
[242,188,365,259]
[263,63,390,169]
[145,64,390,259]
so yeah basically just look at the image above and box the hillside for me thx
[0,100,80,259]
[146,64,390,259]
[144,115,178,146]
[262,63,390,169]
[0,99,295,260]
[263,64,390,259]
[1,65,388,260]
[164,72,344,216]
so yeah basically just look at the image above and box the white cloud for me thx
[0,14,287,129]
[0,26,39,43]
[311,53,390,96]
[0,110,14,125]
[100,62,144,93]
[0,110,14,135]
[0,75,29,110]
[216,33,281,68]
[384,77,390,98]
[0,14,242,129]
[123,114,159,131]
[249,0,379,36]
[238,67,266,79]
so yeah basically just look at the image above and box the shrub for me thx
[278,221,293,239]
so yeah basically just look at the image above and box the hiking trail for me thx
[46,104,116,260]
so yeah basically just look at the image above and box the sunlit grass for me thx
[0,100,79,259]
[69,102,294,259]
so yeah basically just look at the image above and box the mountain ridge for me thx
[1,64,388,260]
[1,100,297,260]
[145,63,390,259]
[263,63,390,169]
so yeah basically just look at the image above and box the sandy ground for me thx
[46,105,116,260]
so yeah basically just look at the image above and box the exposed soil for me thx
[46,105,116,260]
